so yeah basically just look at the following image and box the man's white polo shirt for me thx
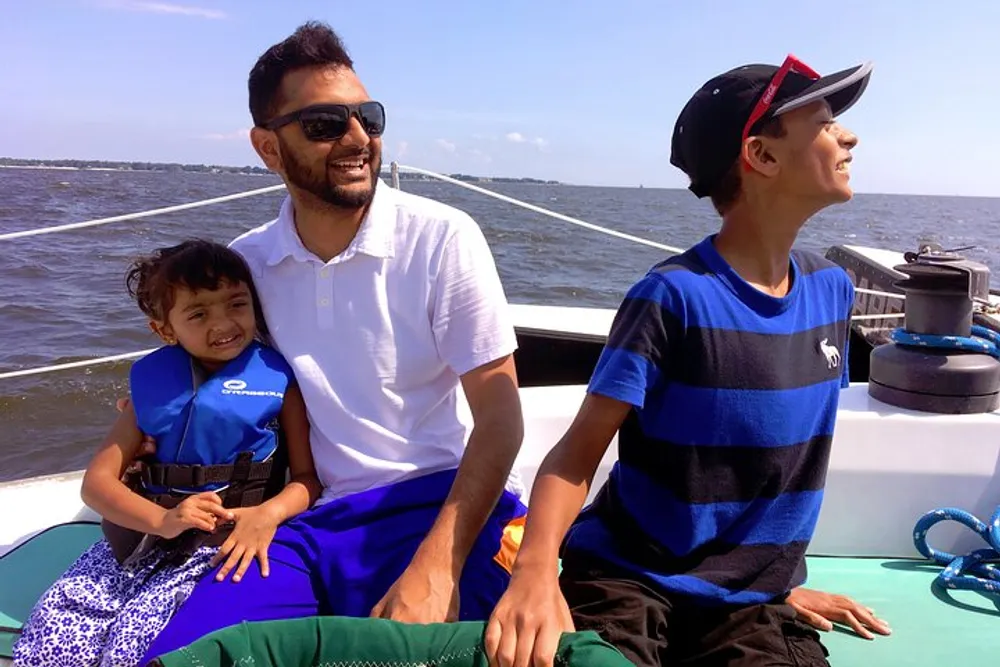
[229,180,519,504]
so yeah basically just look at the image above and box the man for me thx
[141,21,526,661]
[485,55,889,667]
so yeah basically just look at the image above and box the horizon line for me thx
[1,155,996,199]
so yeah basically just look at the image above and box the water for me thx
[1,168,998,482]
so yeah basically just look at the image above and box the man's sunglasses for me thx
[261,101,386,142]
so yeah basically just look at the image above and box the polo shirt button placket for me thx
[317,264,334,329]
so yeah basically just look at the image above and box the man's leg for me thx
[672,599,830,667]
[559,554,670,667]
[310,469,526,621]
[139,521,325,664]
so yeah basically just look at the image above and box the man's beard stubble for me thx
[278,136,381,210]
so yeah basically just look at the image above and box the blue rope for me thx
[890,324,1000,359]
[901,323,1000,594]
[913,506,1000,594]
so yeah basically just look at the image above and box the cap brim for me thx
[773,61,873,118]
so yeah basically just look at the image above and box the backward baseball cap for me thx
[669,55,873,198]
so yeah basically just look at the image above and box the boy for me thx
[486,55,884,666]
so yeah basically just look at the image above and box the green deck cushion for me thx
[150,617,633,667]
[3,524,998,666]
[0,521,102,658]
[152,556,1000,666]
[806,555,999,666]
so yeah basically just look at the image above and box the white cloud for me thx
[395,140,409,160]
[435,139,457,154]
[98,1,227,19]
[202,128,250,141]
[468,148,492,164]
[506,132,548,151]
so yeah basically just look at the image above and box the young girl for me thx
[13,239,321,667]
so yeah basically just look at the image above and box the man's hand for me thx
[485,567,574,667]
[787,587,891,640]
[370,556,459,624]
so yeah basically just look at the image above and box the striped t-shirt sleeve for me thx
[587,274,681,408]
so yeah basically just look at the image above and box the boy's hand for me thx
[787,587,891,640]
[156,491,233,539]
[485,566,574,667]
[210,505,281,583]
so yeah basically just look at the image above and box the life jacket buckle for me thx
[231,451,254,483]
[189,465,207,489]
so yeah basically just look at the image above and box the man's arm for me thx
[416,354,523,576]
[370,215,521,623]
[369,354,522,623]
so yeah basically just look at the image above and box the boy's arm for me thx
[484,394,629,667]
[787,587,891,639]
[486,273,677,667]
[510,394,630,570]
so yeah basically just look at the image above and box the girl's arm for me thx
[80,402,180,535]
[259,382,321,522]
[211,383,321,581]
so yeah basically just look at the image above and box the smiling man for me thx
[141,22,527,661]
[486,56,889,667]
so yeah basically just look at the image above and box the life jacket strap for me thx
[140,452,275,489]
[104,450,285,567]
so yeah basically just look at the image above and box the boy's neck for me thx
[715,195,816,297]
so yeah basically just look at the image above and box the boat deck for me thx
[1,522,997,666]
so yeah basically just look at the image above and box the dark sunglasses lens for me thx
[357,102,386,136]
[300,111,350,141]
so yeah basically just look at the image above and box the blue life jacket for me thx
[129,339,295,495]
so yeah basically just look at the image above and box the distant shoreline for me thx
[0,157,562,185]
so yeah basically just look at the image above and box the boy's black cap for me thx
[670,58,873,198]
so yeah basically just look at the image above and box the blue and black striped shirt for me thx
[563,235,854,605]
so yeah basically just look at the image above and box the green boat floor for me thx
[806,555,998,666]
[0,521,102,658]
[2,523,997,665]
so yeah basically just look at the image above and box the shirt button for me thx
[319,298,329,306]
[320,268,329,278]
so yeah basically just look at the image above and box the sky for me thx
[2,0,998,195]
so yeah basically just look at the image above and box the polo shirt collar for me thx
[265,178,396,266]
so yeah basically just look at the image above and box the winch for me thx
[868,244,1000,414]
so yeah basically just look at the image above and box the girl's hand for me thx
[210,505,281,582]
[157,491,233,539]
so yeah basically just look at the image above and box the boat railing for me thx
[0,162,906,381]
